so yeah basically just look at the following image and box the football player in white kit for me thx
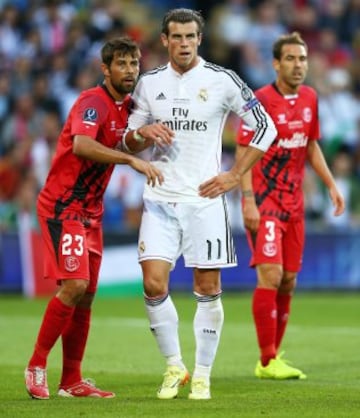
[122,8,277,400]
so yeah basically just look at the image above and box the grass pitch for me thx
[0,292,359,418]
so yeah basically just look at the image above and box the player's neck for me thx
[170,56,200,75]
[275,79,300,96]
[101,83,126,102]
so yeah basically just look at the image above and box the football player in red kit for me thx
[24,37,165,400]
[236,32,345,379]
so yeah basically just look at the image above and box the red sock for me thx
[28,296,74,368]
[252,288,277,366]
[60,306,91,386]
[276,293,292,350]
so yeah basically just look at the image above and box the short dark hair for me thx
[161,8,205,36]
[101,37,140,67]
[272,32,307,60]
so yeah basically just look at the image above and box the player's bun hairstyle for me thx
[101,36,140,67]
[161,8,205,36]
[272,32,308,60]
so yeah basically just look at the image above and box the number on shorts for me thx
[206,238,221,260]
[265,220,275,242]
[62,233,84,256]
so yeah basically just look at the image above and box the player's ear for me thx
[273,58,280,72]
[101,63,110,77]
[161,33,168,48]
[198,33,202,46]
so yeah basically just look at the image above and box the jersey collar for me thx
[272,82,299,99]
[168,57,205,78]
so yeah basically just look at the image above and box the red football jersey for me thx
[37,85,131,223]
[236,83,320,220]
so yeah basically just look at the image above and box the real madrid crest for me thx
[198,88,208,102]
[139,241,145,253]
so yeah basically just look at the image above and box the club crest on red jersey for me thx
[263,242,277,257]
[64,256,80,272]
[302,107,312,123]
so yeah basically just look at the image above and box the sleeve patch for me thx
[241,85,253,101]
[242,97,259,112]
[83,108,98,122]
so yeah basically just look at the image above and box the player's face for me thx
[103,52,140,99]
[161,21,202,74]
[273,44,308,94]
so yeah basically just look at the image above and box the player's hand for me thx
[199,171,240,198]
[329,186,345,216]
[129,157,164,187]
[138,123,174,147]
[242,198,260,232]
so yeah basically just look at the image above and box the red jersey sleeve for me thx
[309,94,320,141]
[70,93,109,140]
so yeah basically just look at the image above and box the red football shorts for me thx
[38,215,103,293]
[246,216,305,272]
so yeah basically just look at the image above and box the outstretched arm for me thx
[73,134,164,187]
[307,140,345,216]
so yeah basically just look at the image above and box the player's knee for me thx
[58,279,89,306]
[143,276,168,297]
[257,264,283,289]
[77,292,95,308]
[193,272,221,295]
[194,281,220,295]
[280,273,297,293]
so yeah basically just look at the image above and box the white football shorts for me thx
[138,198,237,269]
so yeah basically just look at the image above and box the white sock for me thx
[192,364,211,383]
[145,294,184,368]
[193,293,224,378]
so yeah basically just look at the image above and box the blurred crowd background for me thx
[0,0,359,234]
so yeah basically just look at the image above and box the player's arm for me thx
[236,144,260,232]
[228,98,277,180]
[121,78,174,154]
[122,123,174,154]
[73,134,164,186]
[199,101,277,198]
[307,139,345,216]
[198,142,270,199]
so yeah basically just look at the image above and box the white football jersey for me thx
[128,57,275,202]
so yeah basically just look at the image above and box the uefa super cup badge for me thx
[198,89,208,102]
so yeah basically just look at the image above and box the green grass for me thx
[0,292,359,417]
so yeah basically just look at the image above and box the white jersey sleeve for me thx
[219,66,277,152]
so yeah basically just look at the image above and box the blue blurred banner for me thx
[0,232,22,293]
[1,230,359,294]
[169,231,360,291]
